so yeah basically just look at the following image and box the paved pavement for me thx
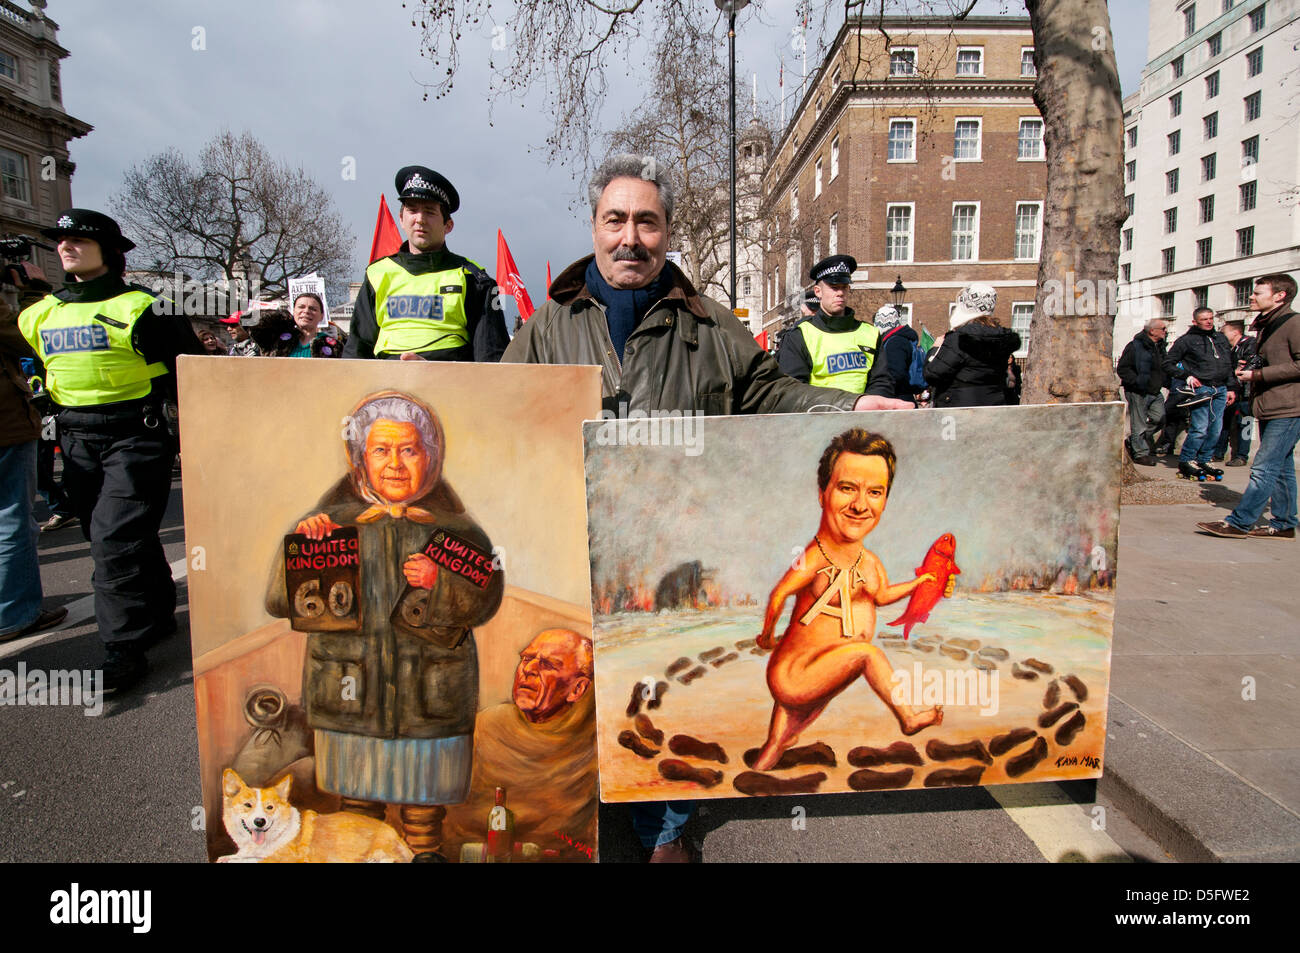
[2,452,1296,863]
[1102,453,1300,862]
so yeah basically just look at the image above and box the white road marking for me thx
[991,782,1133,862]
[0,556,189,660]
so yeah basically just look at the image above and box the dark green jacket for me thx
[267,475,503,740]
[502,256,859,416]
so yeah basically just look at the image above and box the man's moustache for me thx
[613,246,649,262]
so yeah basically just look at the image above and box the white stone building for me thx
[1116,0,1300,357]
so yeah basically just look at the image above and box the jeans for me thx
[0,441,43,635]
[1214,402,1253,460]
[1226,416,1300,532]
[631,801,695,849]
[1180,385,1227,465]
[1125,391,1165,456]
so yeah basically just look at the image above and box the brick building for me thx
[0,0,91,281]
[760,16,1046,357]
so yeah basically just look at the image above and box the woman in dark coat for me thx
[924,283,1022,408]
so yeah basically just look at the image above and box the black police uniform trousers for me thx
[57,405,176,649]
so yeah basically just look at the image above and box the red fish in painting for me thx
[887,533,960,639]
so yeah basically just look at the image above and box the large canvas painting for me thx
[585,404,1123,802]
[181,358,601,861]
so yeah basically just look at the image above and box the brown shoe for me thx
[1195,520,1248,538]
[1246,525,1295,539]
[648,836,696,863]
[0,605,68,644]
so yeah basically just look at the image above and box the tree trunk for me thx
[1023,0,1126,405]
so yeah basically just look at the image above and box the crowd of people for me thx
[1,152,1296,863]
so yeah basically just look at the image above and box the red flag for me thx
[369,195,402,263]
[546,261,552,298]
[755,331,769,350]
[496,230,535,321]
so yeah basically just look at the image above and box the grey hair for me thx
[346,395,442,477]
[1144,317,1169,331]
[588,153,675,223]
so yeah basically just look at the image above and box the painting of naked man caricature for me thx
[584,404,1123,802]
[181,358,601,861]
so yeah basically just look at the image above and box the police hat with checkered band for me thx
[809,254,856,285]
[394,166,459,214]
[40,208,136,252]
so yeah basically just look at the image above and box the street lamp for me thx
[891,275,907,309]
[715,0,751,310]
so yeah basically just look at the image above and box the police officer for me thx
[17,209,203,692]
[344,166,509,361]
[777,255,893,396]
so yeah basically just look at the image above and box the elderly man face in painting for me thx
[512,629,593,724]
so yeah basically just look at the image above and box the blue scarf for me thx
[585,259,672,362]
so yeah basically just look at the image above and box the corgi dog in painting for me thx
[218,769,413,863]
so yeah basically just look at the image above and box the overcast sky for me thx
[52,0,1149,320]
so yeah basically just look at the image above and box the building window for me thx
[813,229,822,263]
[1237,226,1254,256]
[790,187,799,223]
[1207,31,1222,56]
[1222,0,1234,11]
[1125,193,1135,217]
[1126,159,1137,182]
[1249,5,1265,31]
[951,203,979,261]
[742,275,752,297]
[0,50,16,82]
[1242,135,1259,165]
[1199,194,1215,223]
[1171,55,1184,79]
[832,67,841,87]
[1164,207,1178,234]
[815,157,823,197]
[1168,130,1181,156]
[885,203,914,263]
[1018,118,1044,160]
[1194,286,1209,309]
[888,119,916,161]
[0,149,29,203]
[956,47,983,76]
[1011,303,1033,358]
[1183,3,1196,37]
[1122,263,1132,283]
[1234,279,1252,307]
[1247,46,1263,77]
[1244,91,1261,122]
[1159,292,1175,316]
[1170,92,1182,117]
[786,247,801,299]
[830,135,839,179]
[1240,180,1257,211]
[1014,202,1042,260]
[1127,126,1139,148]
[1206,71,1220,98]
[815,97,823,119]
[828,214,838,255]
[1123,227,1133,251]
[1203,112,1218,139]
[1021,48,1036,77]
[1201,153,1216,181]
[953,118,981,161]
[1197,238,1213,266]
[1162,247,1176,274]
[1167,168,1180,194]
[890,49,916,76]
